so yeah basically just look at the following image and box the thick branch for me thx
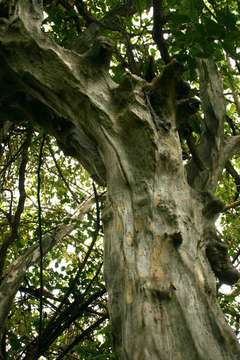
[225,161,240,200]
[152,0,170,64]
[0,0,156,190]
[224,136,240,161]
[0,73,107,185]
[0,20,109,183]
[186,59,226,192]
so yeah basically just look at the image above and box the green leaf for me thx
[216,8,238,31]
[9,334,21,351]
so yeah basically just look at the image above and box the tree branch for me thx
[56,315,108,360]
[23,288,106,359]
[0,57,107,185]
[224,199,240,212]
[74,0,95,26]
[36,135,45,350]
[58,0,82,33]
[47,140,81,204]
[224,135,240,161]
[0,0,155,188]
[186,59,226,192]
[152,0,170,64]
[225,161,240,200]
[0,194,95,338]
[0,130,32,278]
[49,184,101,321]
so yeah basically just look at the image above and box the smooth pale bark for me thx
[0,1,239,359]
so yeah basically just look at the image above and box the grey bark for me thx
[0,1,239,359]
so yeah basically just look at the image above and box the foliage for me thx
[0,131,110,359]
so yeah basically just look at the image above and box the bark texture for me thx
[0,1,239,359]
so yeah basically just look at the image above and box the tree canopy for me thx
[0,0,240,359]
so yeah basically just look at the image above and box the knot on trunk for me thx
[145,281,176,302]
[170,231,183,248]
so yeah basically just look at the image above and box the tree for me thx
[0,0,240,359]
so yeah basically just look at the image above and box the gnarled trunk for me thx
[102,124,240,359]
[0,1,239,359]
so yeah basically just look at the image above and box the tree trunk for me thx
[102,128,240,359]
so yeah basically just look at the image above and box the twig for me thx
[19,286,58,310]
[203,1,217,20]
[56,315,108,360]
[47,184,101,324]
[224,199,240,211]
[0,140,27,176]
[37,134,46,352]
[81,262,103,298]
[47,140,80,204]
[23,289,106,358]
[74,0,95,25]
[232,248,240,265]
[58,0,82,34]
[0,131,32,279]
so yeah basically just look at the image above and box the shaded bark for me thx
[186,59,226,192]
[0,1,239,359]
